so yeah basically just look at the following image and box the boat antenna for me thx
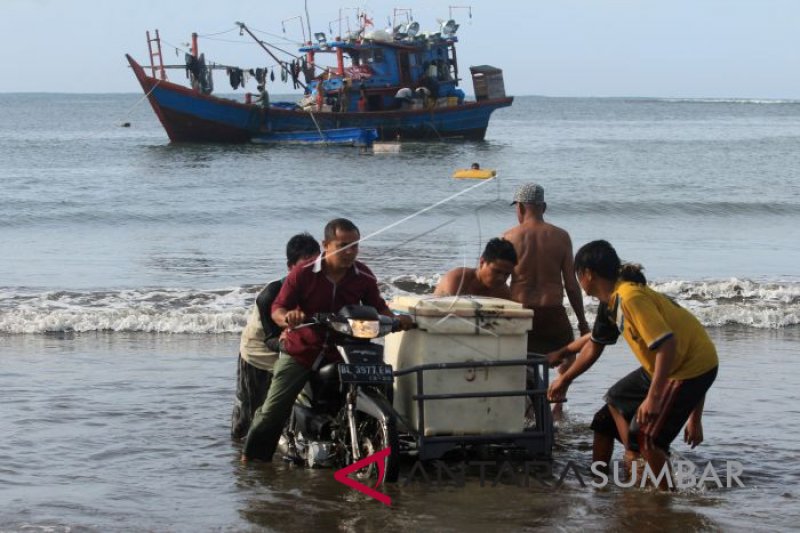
[392,8,413,29]
[305,0,313,45]
[338,7,359,38]
[281,15,306,43]
[449,5,473,20]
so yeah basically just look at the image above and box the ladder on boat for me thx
[146,30,167,81]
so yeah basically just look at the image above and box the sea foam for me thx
[1,277,798,334]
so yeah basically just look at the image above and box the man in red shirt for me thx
[242,218,412,462]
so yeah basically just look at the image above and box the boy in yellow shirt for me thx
[548,240,718,488]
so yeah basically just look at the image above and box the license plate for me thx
[339,363,394,384]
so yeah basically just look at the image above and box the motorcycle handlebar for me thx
[312,312,332,324]
[291,313,417,333]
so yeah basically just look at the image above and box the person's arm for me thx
[561,235,589,335]
[684,395,706,448]
[548,301,619,400]
[271,267,304,328]
[388,311,414,330]
[272,306,305,328]
[546,333,591,367]
[433,268,465,297]
[256,280,284,351]
[547,338,606,402]
[636,335,677,426]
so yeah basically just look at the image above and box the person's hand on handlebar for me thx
[284,309,306,328]
[396,315,415,331]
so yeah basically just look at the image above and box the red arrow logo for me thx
[333,447,392,506]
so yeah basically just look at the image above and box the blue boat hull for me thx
[127,55,512,143]
[252,127,378,147]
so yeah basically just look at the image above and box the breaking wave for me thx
[652,97,800,105]
[1,277,798,334]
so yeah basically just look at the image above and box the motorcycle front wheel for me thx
[353,415,400,483]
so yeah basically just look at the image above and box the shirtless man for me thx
[434,238,517,299]
[503,184,590,415]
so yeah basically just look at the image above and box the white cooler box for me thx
[385,295,533,436]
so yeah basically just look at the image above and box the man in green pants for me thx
[242,218,413,462]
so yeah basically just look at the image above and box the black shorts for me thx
[590,366,718,452]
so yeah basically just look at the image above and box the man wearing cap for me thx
[503,184,590,417]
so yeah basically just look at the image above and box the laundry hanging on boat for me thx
[203,60,214,94]
[185,53,212,94]
[302,57,314,84]
[227,67,244,90]
[185,53,200,81]
[290,60,301,89]
[255,68,267,85]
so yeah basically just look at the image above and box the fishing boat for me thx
[127,11,512,143]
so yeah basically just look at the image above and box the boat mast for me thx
[235,22,308,90]
[305,0,313,47]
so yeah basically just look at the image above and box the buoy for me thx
[452,168,496,179]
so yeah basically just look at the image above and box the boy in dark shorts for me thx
[547,240,718,489]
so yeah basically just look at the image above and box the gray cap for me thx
[511,183,545,205]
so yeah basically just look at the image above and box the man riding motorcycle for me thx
[242,218,413,462]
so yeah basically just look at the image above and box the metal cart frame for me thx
[392,353,554,461]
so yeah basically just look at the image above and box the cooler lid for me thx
[391,295,533,318]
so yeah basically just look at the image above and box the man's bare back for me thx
[503,220,573,308]
[505,183,589,419]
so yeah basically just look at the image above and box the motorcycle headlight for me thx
[347,318,380,339]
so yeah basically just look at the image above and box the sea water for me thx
[1,94,799,531]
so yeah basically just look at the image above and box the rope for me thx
[197,27,239,37]
[200,37,263,45]
[248,25,305,46]
[118,78,162,123]
[306,109,328,145]
[426,121,444,141]
[256,176,498,287]
[357,177,497,246]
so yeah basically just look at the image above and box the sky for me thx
[1,0,798,98]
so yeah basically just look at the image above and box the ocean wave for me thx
[1,197,798,228]
[647,98,800,105]
[0,278,798,334]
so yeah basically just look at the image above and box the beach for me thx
[1,94,799,531]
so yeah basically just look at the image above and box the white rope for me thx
[119,78,162,123]
[262,176,497,285]
[357,177,496,246]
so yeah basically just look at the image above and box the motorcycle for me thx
[278,305,403,482]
